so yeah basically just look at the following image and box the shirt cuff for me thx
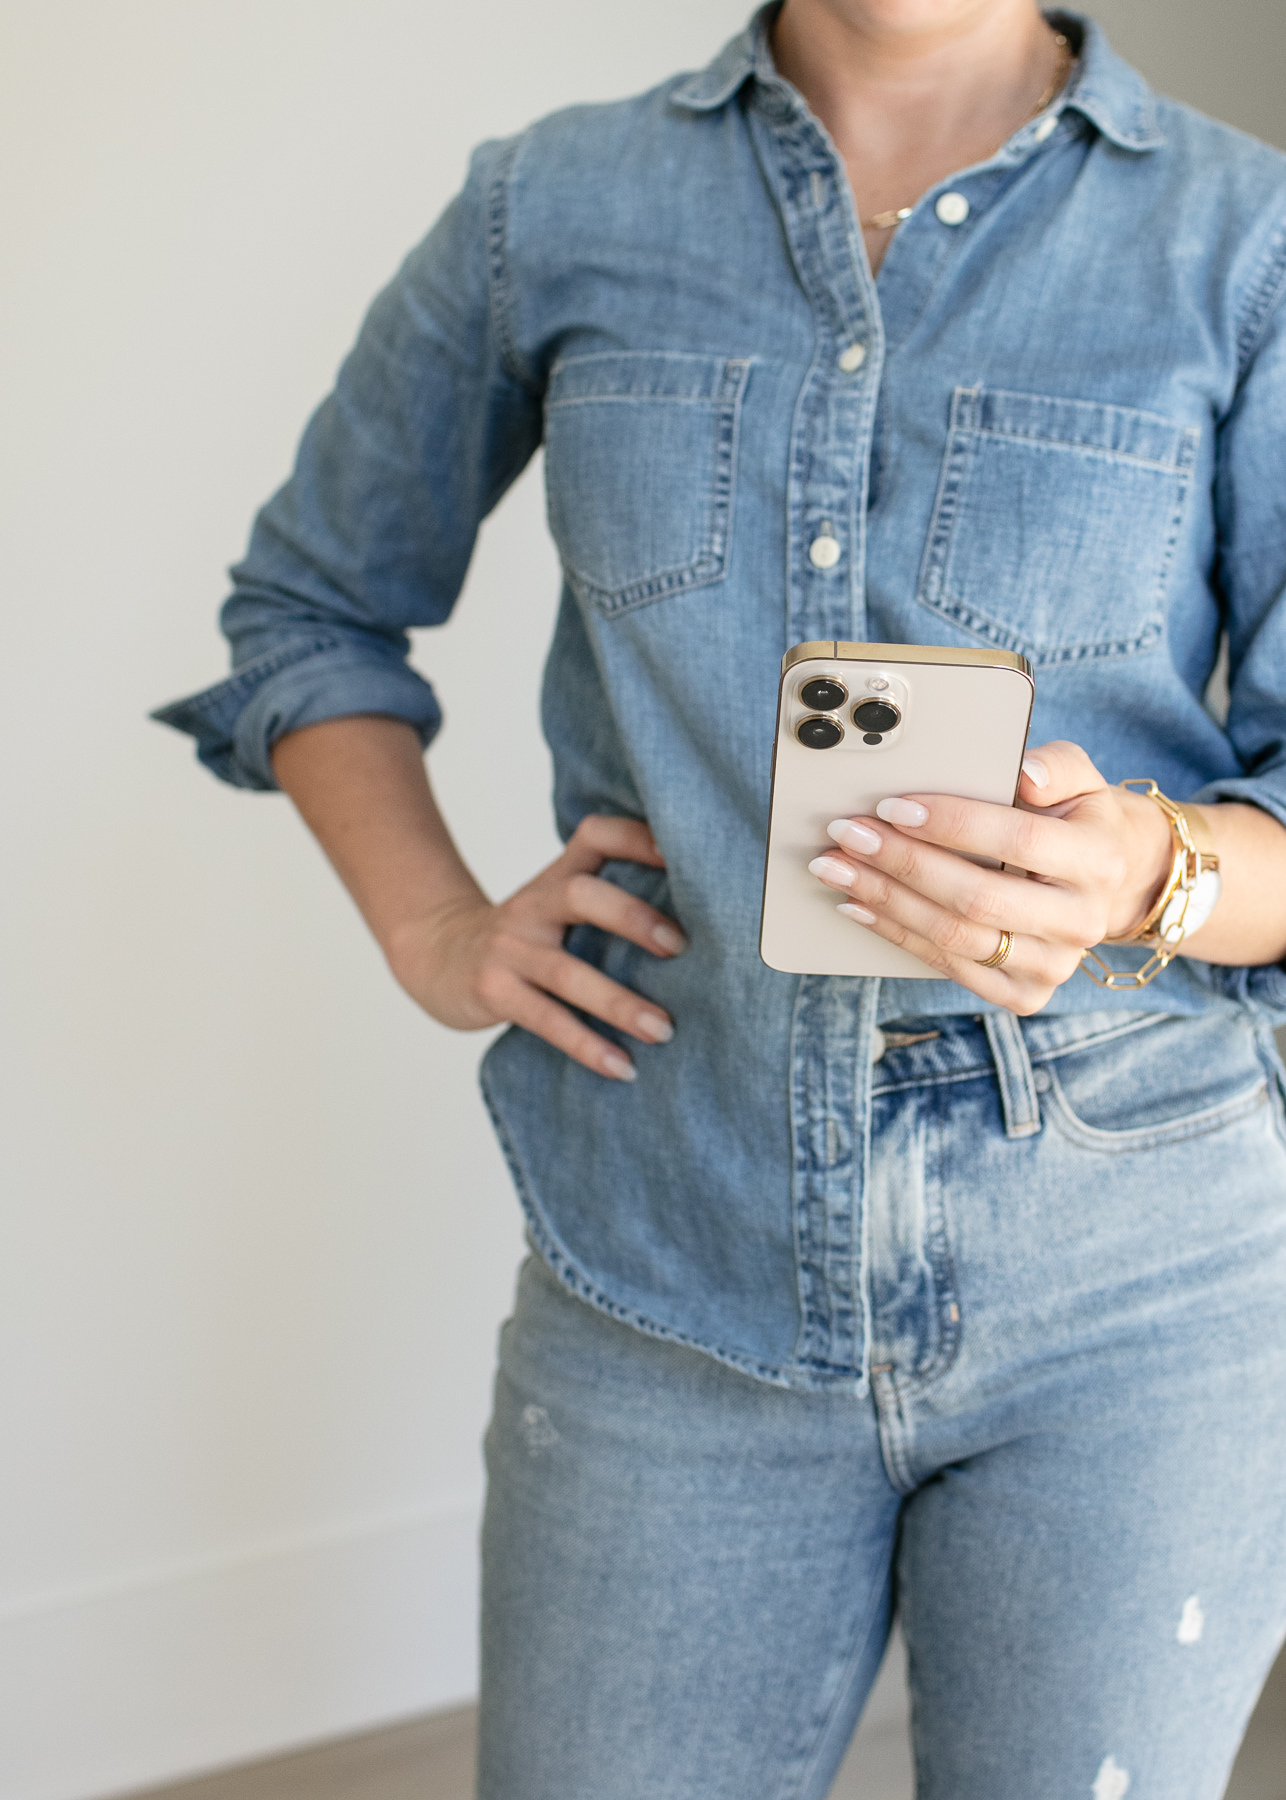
[151,639,442,790]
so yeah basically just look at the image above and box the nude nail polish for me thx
[652,923,687,955]
[837,902,878,924]
[875,797,929,828]
[808,854,855,889]
[636,1012,674,1044]
[602,1051,638,1081]
[826,819,882,855]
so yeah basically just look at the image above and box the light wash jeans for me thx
[479,1009,1286,1799]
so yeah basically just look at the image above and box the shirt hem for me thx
[478,1051,871,1397]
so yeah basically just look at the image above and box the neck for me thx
[770,0,1064,270]
[772,0,1054,122]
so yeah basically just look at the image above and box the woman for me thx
[156,2,1286,1793]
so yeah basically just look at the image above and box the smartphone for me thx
[760,641,1035,978]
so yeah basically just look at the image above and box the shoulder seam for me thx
[485,134,541,396]
[1236,209,1286,375]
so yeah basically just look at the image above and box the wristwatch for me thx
[1081,781,1221,990]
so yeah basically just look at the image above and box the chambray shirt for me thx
[157,10,1286,1388]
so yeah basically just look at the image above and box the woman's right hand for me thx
[382,814,686,1081]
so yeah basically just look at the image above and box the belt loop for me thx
[983,1011,1043,1140]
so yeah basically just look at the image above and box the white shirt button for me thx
[838,342,867,373]
[808,535,842,569]
[935,191,970,226]
[1033,114,1058,143]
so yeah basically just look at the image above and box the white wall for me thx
[0,5,746,1797]
[2,4,1281,1799]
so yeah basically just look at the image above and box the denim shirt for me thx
[156,10,1286,1389]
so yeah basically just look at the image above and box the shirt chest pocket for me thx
[543,351,752,617]
[917,388,1200,664]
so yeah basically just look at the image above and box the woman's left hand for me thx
[808,740,1175,1014]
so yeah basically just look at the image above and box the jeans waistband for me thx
[871,1008,1189,1143]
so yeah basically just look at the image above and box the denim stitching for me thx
[1234,208,1286,377]
[965,388,1195,459]
[916,386,1197,663]
[904,1106,963,1389]
[483,1063,878,1394]
[548,357,752,616]
[1028,1011,1183,1063]
[485,133,540,396]
[872,1062,994,1098]
[959,432,1194,475]
[1044,1069,1267,1153]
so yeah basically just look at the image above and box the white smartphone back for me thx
[760,641,1034,978]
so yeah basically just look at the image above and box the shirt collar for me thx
[672,7,1163,154]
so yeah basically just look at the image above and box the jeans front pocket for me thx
[1039,1011,1268,1154]
[544,351,752,617]
[917,388,1199,665]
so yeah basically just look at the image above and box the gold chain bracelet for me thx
[1079,781,1220,990]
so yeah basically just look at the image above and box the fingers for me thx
[809,830,1094,945]
[808,804,1096,1011]
[841,741,1111,876]
[864,790,1080,879]
[483,816,682,1079]
[1016,740,1108,808]
[829,881,1085,1013]
[561,813,666,876]
[559,869,687,957]
[825,852,1081,979]
[514,939,674,1048]
[485,966,642,1082]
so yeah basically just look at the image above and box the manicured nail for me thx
[808,854,855,889]
[826,819,882,855]
[652,922,687,955]
[837,902,878,924]
[636,1012,674,1044]
[602,1050,637,1081]
[876,797,929,827]
[1021,756,1049,789]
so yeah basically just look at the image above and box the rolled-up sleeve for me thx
[1193,247,1286,1009]
[152,134,542,789]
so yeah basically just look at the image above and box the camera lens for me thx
[797,715,843,750]
[852,699,901,734]
[799,677,847,711]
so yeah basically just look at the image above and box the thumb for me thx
[1017,740,1109,809]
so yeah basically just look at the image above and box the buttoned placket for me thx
[749,90,891,1390]
[747,79,1075,1389]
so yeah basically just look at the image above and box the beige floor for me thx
[130,1643,1286,1800]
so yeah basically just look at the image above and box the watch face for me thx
[1158,869,1222,940]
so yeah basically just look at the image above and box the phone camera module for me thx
[862,732,883,745]
[797,715,844,750]
[799,677,847,711]
[852,699,901,735]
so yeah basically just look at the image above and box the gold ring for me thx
[976,928,1014,969]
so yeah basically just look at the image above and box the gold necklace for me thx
[864,31,1074,231]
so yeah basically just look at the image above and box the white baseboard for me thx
[0,1503,481,1800]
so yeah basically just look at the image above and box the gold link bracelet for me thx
[1080,781,1221,990]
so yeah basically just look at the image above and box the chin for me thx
[809,0,1025,40]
